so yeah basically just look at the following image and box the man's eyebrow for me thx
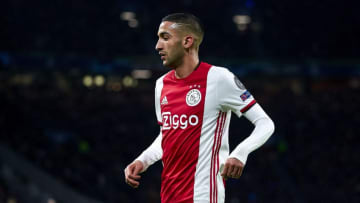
[158,31,171,37]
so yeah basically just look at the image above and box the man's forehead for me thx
[158,21,180,35]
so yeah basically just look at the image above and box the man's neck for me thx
[174,56,200,79]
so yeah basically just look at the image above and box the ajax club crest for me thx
[186,89,201,106]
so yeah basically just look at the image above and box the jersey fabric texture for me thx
[153,62,256,203]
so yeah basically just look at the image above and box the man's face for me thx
[155,21,185,68]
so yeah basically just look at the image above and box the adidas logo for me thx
[161,96,168,105]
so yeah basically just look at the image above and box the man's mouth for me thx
[159,53,166,60]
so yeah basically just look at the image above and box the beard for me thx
[163,47,185,69]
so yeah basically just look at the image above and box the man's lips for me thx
[159,53,166,60]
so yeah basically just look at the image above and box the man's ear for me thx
[183,36,194,49]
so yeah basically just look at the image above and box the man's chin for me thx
[162,61,173,68]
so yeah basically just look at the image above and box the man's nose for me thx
[155,40,162,51]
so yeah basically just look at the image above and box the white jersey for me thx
[136,62,274,203]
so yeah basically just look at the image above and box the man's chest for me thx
[160,82,206,131]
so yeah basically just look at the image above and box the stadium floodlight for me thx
[83,75,93,87]
[132,69,152,79]
[128,19,139,28]
[123,76,134,87]
[233,15,251,25]
[237,24,247,31]
[94,75,106,87]
[233,15,251,31]
[120,11,136,21]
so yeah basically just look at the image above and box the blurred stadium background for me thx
[1,0,359,202]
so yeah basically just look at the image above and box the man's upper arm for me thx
[217,68,257,116]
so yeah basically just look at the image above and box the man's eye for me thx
[162,35,170,40]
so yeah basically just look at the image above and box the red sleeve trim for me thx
[240,100,257,113]
[158,121,163,126]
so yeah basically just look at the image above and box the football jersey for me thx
[154,62,256,203]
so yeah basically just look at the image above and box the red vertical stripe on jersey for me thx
[213,113,221,203]
[210,112,222,203]
[215,113,226,203]
[210,111,226,203]
[215,112,226,203]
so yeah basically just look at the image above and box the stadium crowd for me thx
[0,69,359,203]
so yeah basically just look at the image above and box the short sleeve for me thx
[217,68,257,117]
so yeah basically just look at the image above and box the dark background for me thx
[0,0,359,202]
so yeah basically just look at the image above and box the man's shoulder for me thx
[209,64,229,72]
[155,70,172,86]
[208,64,233,79]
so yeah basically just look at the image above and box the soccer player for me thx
[124,13,275,203]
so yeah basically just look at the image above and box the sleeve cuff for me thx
[135,157,150,173]
[229,149,249,165]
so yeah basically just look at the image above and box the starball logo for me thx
[162,112,199,130]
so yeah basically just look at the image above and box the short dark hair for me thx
[162,13,205,47]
